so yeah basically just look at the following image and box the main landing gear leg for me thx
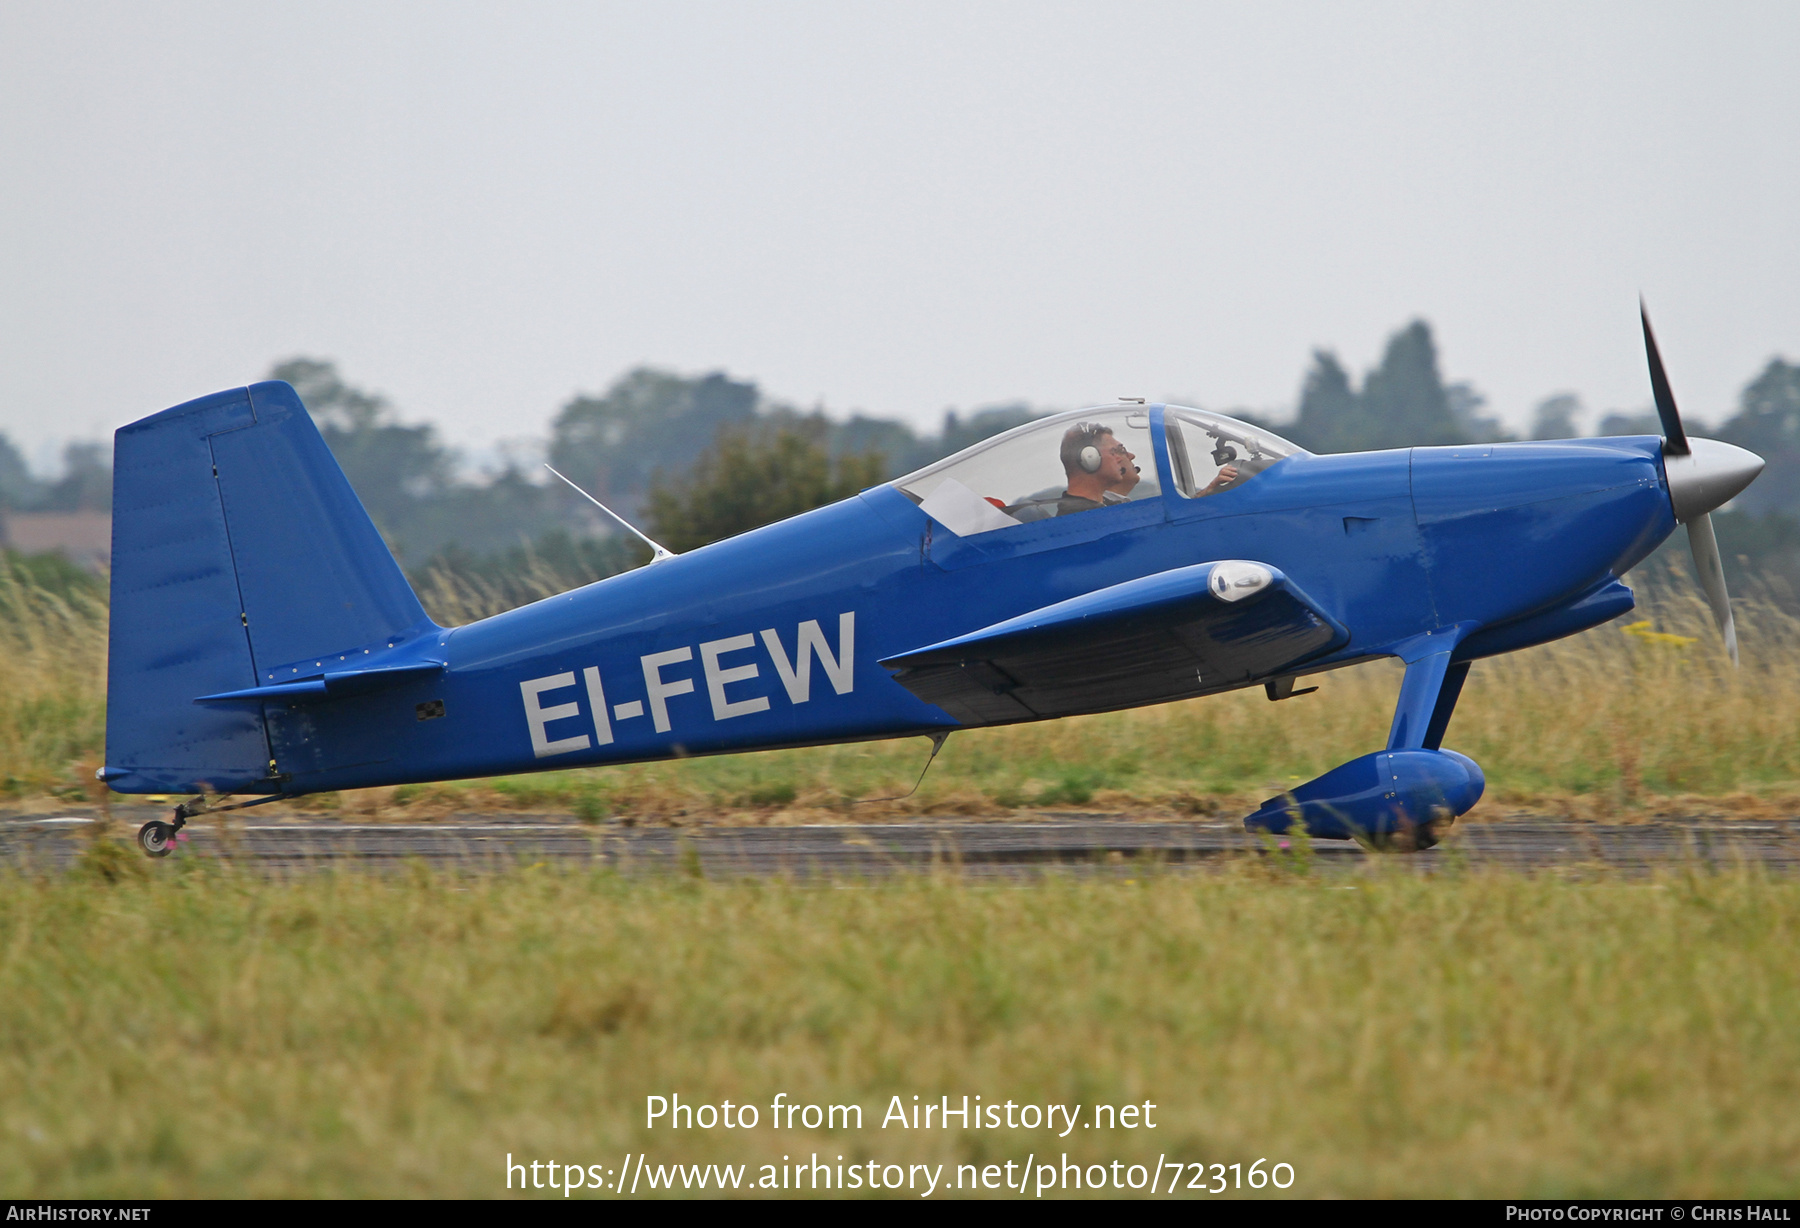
[1378,648,1476,849]
[1244,635,1486,850]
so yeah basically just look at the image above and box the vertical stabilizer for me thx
[105,381,434,793]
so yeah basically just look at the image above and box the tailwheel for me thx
[136,800,208,857]
[137,820,175,858]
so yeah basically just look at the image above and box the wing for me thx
[880,560,1348,725]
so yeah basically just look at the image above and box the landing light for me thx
[1210,561,1273,602]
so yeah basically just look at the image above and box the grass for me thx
[332,576,1800,823]
[5,554,1799,818]
[7,560,1798,1199]
[0,553,107,801]
[2,857,1797,1198]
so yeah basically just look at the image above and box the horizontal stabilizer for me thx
[881,560,1346,725]
[195,660,445,706]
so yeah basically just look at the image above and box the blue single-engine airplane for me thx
[106,309,1763,855]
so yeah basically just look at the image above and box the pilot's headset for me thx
[1062,422,1112,476]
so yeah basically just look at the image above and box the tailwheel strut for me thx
[134,794,284,858]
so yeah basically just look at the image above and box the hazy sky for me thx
[2,1,1796,470]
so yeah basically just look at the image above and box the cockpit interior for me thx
[893,405,1301,537]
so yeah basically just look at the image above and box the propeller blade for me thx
[1641,300,1690,456]
[1686,511,1738,666]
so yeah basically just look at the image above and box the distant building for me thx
[1,510,110,571]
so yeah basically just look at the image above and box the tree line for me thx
[0,440,112,514]
[261,358,1042,597]
[4,318,1797,600]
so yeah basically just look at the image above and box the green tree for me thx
[269,357,569,564]
[0,434,39,510]
[935,404,1041,459]
[270,358,455,531]
[644,426,886,552]
[550,369,760,514]
[1531,393,1584,440]
[1447,380,1510,444]
[819,403,1041,477]
[1287,320,1489,453]
[820,413,923,473]
[1292,350,1361,453]
[1597,409,1662,436]
[1717,358,1800,518]
[1360,320,1465,448]
[38,442,111,512]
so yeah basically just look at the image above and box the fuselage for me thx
[259,407,1675,796]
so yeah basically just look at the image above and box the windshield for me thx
[893,408,1159,536]
[1163,407,1302,498]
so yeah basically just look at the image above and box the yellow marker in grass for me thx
[1622,619,1699,648]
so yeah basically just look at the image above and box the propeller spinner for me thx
[1639,302,1765,665]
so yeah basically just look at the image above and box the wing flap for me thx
[881,561,1347,724]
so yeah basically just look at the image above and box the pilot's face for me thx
[1098,433,1139,490]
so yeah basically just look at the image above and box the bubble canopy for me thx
[892,405,1302,536]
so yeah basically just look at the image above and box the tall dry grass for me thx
[5,554,1797,815]
[0,557,107,799]
[387,572,1800,821]
[415,551,626,625]
[2,861,1796,1197]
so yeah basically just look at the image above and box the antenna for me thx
[850,731,951,803]
[543,464,678,564]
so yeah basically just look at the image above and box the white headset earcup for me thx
[1079,445,1102,473]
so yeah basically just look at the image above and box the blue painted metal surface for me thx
[877,561,1349,723]
[195,661,446,705]
[104,384,1691,842]
[883,562,1346,665]
[1244,749,1486,841]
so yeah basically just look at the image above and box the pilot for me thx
[1009,423,1142,521]
[1199,463,1240,496]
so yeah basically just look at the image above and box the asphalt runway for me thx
[3,809,1798,876]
